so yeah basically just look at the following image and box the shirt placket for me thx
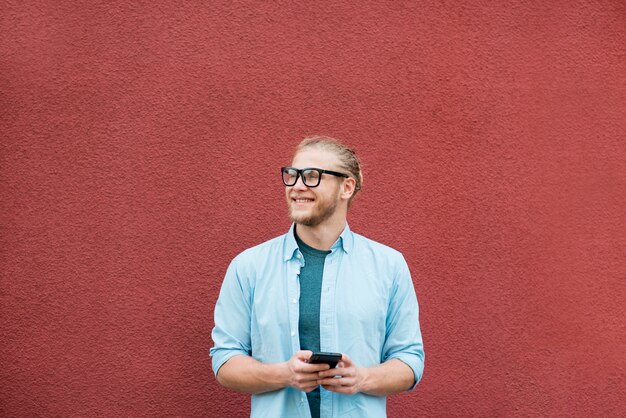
[319,248,342,418]
[319,249,340,352]
[287,252,311,416]
[288,252,305,354]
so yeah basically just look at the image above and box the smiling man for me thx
[211,136,424,418]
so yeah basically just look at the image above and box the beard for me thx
[287,192,340,227]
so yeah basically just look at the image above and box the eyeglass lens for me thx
[283,168,321,187]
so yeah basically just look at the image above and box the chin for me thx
[295,219,322,227]
[289,211,319,227]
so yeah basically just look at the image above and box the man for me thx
[211,136,424,418]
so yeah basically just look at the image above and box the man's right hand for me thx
[214,351,330,394]
[285,350,330,392]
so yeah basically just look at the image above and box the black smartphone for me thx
[308,352,342,368]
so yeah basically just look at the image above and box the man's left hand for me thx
[316,353,366,395]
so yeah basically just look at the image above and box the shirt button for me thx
[296,253,301,258]
[291,331,296,337]
[291,298,297,304]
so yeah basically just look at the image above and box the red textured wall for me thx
[1,1,625,416]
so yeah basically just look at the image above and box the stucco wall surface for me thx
[1,1,625,417]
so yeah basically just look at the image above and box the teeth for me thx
[295,199,313,203]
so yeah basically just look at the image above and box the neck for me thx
[295,217,347,251]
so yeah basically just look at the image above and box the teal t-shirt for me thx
[295,230,330,418]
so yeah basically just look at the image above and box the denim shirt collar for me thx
[283,223,353,261]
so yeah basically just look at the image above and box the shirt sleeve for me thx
[210,256,253,377]
[382,254,425,390]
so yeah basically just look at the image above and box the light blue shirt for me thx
[210,224,425,418]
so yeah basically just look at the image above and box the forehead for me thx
[291,147,342,169]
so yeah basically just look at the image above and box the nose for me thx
[292,174,308,190]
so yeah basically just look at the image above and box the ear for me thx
[340,177,356,201]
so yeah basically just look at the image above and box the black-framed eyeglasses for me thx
[281,166,349,188]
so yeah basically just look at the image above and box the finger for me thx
[300,382,320,392]
[318,377,355,387]
[317,369,337,378]
[297,362,331,373]
[341,353,353,365]
[321,383,357,394]
[295,350,313,361]
[294,372,326,383]
[318,366,353,378]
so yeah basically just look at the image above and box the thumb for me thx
[340,353,352,366]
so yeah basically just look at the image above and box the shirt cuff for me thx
[387,353,424,391]
[210,348,249,377]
